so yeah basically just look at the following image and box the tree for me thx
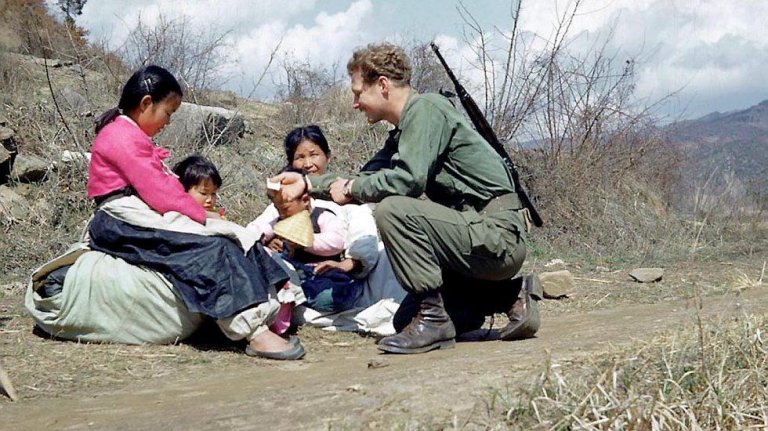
[119,13,233,91]
[57,0,86,28]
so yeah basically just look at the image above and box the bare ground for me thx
[1,255,766,430]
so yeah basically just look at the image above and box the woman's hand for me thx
[271,172,306,202]
[314,258,357,275]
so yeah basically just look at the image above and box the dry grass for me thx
[497,312,768,430]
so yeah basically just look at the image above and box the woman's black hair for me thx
[172,154,222,191]
[284,125,331,163]
[95,65,183,133]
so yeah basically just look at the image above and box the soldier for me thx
[275,42,541,354]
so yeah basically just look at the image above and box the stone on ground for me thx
[0,185,29,220]
[12,154,50,183]
[539,270,575,298]
[164,102,245,147]
[629,267,664,283]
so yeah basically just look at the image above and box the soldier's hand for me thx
[271,172,306,202]
[330,178,352,205]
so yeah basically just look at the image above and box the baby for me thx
[172,155,223,216]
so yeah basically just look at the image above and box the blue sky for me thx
[64,0,768,120]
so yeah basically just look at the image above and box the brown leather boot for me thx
[393,292,484,335]
[378,291,456,354]
[499,274,542,340]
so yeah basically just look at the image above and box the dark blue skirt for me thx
[88,211,288,319]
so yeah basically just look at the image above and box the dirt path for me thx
[3,287,766,430]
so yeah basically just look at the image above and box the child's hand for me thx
[314,258,357,275]
[206,210,222,220]
[266,237,283,253]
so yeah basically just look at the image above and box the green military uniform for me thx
[311,92,527,306]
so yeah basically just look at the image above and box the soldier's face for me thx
[351,71,385,124]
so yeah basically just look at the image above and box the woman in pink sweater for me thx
[82,65,304,360]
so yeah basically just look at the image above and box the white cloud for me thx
[228,0,373,97]
[70,0,768,117]
[574,0,768,116]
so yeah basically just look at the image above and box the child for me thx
[250,169,362,331]
[88,66,207,223]
[86,65,302,360]
[255,166,346,260]
[172,154,224,216]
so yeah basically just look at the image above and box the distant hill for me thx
[664,100,768,188]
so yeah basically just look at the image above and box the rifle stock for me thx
[430,42,543,227]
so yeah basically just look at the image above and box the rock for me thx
[346,384,364,393]
[61,150,91,164]
[367,359,389,369]
[32,57,72,68]
[164,102,245,146]
[0,146,9,165]
[629,268,664,283]
[0,127,16,148]
[68,64,85,75]
[544,258,565,268]
[58,87,91,117]
[0,127,18,184]
[539,270,575,299]
[595,266,611,273]
[12,154,51,183]
[0,185,29,221]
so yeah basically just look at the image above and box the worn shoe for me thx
[378,291,456,354]
[245,338,306,360]
[499,274,542,341]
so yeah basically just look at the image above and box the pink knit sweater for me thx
[87,116,206,224]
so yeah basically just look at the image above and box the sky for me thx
[60,0,768,120]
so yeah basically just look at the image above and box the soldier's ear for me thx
[378,75,389,94]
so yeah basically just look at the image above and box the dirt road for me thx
[3,285,765,430]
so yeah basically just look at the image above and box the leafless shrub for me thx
[119,13,233,91]
[451,1,690,260]
[406,41,452,94]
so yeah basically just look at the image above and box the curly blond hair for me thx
[347,42,411,87]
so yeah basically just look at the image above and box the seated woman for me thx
[25,66,304,360]
[247,125,406,335]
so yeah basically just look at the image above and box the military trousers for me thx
[374,195,527,296]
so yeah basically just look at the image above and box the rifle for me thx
[430,42,543,227]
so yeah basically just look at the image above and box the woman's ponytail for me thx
[94,107,121,134]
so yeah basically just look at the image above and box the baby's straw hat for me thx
[273,210,314,248]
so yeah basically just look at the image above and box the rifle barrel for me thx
[430,42,543,227]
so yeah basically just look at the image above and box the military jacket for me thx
[313,92,519,211]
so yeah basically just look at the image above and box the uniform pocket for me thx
[461,211,508,259]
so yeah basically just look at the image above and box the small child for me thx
[249,169,361,332]
[172,155,224,216]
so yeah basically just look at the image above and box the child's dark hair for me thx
[95,65,183,133]
[284,125,331,162]
[172,154,222,191]
[278,165,307,175]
